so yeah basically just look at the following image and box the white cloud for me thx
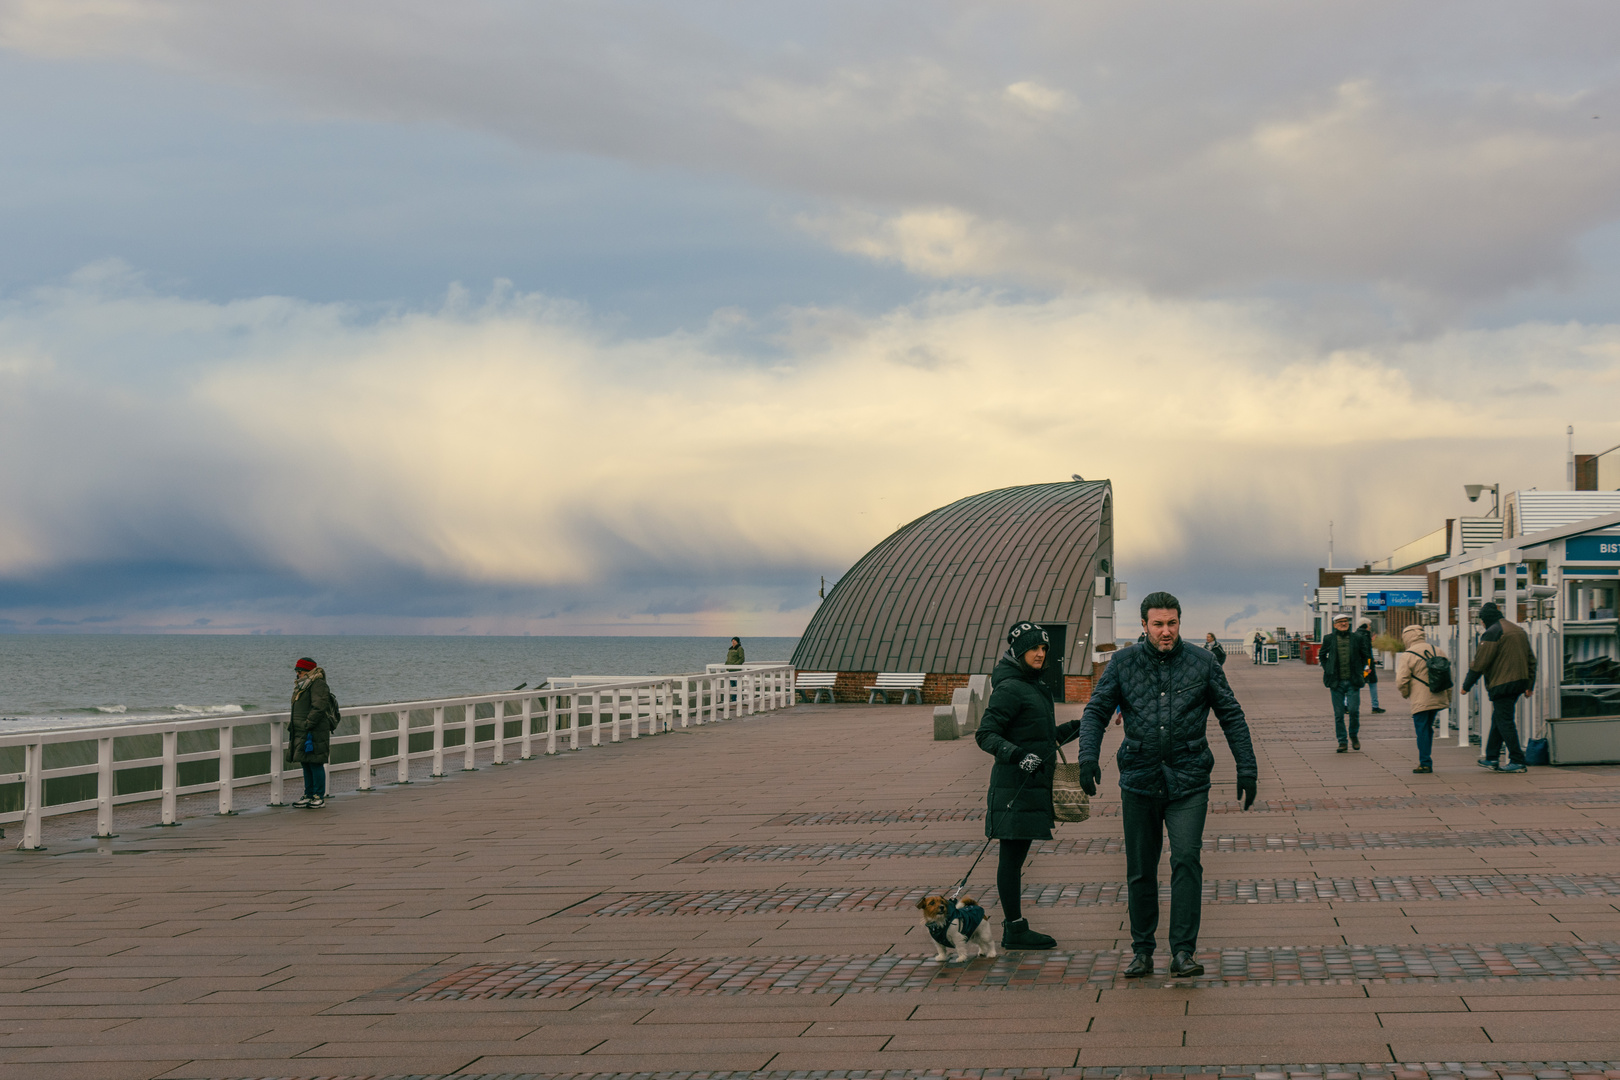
[3,272,1618,632]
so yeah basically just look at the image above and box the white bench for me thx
[795,672,838,704]
[867,672,926,705]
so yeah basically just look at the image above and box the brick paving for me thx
[4,659,1620,1077]
[399,941,1620,1001]
[578,873,1620,916]
[688,826,1620,862]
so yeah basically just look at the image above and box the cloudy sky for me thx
[3,1,1620,638]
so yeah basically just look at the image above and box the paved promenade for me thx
[3,658,1620,1078]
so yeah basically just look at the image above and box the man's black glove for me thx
[1078,760,1101,796]
[1237,777,1257,811]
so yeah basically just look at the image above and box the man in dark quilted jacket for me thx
[1077,591,1258,980]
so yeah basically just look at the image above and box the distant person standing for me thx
[1204,633,1227,666]
[1396,625,1449,773]
[1319,613,1371,752]
[1463,602,1537,773]
[289,657,338,809]
[1358,621,1385,713]
[1251,631,1264,664]
[725,637,745,665]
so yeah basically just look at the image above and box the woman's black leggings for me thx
[997,838,1032,921]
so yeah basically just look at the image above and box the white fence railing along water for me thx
[0,662,796,850]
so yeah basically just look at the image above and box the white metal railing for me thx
[0,663,796,850]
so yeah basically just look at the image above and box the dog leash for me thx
[946,769,1034,901]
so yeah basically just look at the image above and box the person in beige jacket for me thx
[1396,625,1450,773]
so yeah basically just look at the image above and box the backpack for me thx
[1209,641,1227,665]
[326,689,342,732]
[1406,648,1453,694]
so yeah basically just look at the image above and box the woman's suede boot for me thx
[1001,918,1056,950]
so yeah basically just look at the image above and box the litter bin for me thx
[1304,642,1321,665]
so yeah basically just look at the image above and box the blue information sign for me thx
[1364,591,1386,611]
[1568,535,1620,561]
[1383,590,1425,607]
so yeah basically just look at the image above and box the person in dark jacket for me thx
[1319,613,1372,752]
[1204,633,1227,666]
[1076,591,1257,980]
[289,657,338,808]
[1463,602,1538,773]
[725,638,745,665]
[1357,621,1385,713]
[975,621,1082,950]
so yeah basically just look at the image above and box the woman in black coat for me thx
[974,621,1081,950]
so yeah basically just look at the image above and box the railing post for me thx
[462,703,478,771]
[610,689,622,742]
[95,736,116,838]
[270,721,286,805]
[21,741,43,850]
[493,699,507,765]
[397,711,412,784]
[217,724,235,815]
[358,712,373,790]
[591,691,603,746]
[159,730,179,826]
[520,696,534,759]
[568,694,580,751]
[432,706,446,776]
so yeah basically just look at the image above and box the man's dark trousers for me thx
[1121,788,1208,958]
[1484,688,1527,766]
[1330,679,1360,744]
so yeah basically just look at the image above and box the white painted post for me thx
[462,702,478,771]
[270,720,286,804]
[432,706,447,777]
[358,713,373,790]
[95,736,115,838]
[520,696,534,759]
[21,741,43,850]
[493,700,507,764]
[160,730,178,826]
[611,688,624,742]
[397,711,413,784]
[591,691,603,746]
[1506,560,1525,748]
[568,694,581,751]
[1437,576,1452,742]
[678,678,690,728]
[217,724,235,815]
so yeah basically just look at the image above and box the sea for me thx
[0,635,801,733]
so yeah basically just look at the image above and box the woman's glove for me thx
[1017,753,1043,773]
[1078,760,1101,796]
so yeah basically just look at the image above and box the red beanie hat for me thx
[295,657,317,671]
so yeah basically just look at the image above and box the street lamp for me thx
[1464,483,1500,517]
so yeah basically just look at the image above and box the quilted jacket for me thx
[975,652,1082,840]
[1076,639,1256,799]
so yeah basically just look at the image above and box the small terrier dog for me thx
[915,894,998,963]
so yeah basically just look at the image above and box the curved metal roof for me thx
[792,480,1113,675]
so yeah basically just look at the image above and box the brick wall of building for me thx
[802,659,1108,706]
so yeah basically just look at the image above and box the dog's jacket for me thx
[926,899,986,949]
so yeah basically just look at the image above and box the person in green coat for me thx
[288,657,338,809]
[974,621,1081,950]
[724,637,745,665]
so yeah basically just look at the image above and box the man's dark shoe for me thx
[1499,762,1528,774]
[1477,757,1499,770]
[1412,764,1432,773]
[1169,950,1204,978]
[1350,736,1361,750]
[1336,742,1348,753]
[1122,953,1154,978]
[1371,707,1386,713]
[1000,918,1056,950]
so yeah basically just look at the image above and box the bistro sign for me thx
[1567,535,1620,561]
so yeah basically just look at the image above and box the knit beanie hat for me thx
[1479,602,1502,625]
[1007,621,1050,657]
[295,657,317,671]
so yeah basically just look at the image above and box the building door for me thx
[1038,623,1068,703]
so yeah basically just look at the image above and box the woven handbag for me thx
[1052,744,1091,823]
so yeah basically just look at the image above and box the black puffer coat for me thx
[1077,639,1256,799]
[1319,630,1371,689]
[288,674,337,765]
[975,653,1082,840]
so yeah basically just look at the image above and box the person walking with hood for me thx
[1396,625,1450,773]
[1319,613,1372,752]
[1463,602,1537,773]
[1076,592,1258,979]
[1357,621,1386,713]
[289,657,338,808]
[975,622,1081,950]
